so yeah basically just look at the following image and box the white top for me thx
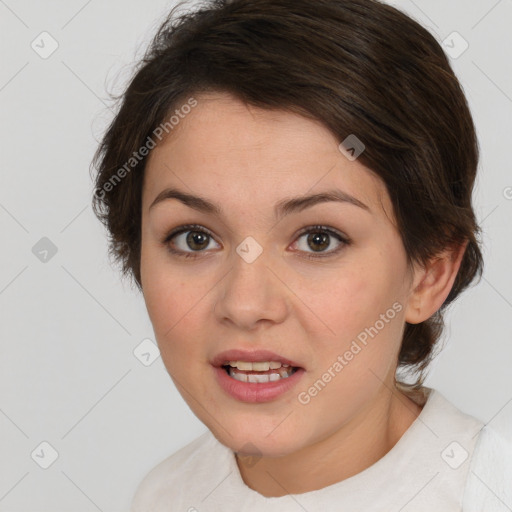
[130,387,512,511]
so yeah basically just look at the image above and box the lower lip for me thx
[213,365,305,403]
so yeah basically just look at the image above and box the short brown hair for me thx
[91,0,483,387]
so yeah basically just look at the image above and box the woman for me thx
[91,0,512,509]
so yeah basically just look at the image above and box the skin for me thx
[139,91,466,497]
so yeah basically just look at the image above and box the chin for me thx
[206,414,309,458]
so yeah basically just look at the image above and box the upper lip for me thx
[211,349,303,368]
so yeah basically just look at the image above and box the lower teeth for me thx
[226,367,297,383]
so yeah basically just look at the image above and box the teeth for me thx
[248,373,272,383]
[228,366,296,383]
[228,360,288,370]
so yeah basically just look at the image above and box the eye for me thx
[162,224,351,260]
[162,224,220,259]
[291,225,350,259]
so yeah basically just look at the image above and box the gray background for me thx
[1,0,511,510]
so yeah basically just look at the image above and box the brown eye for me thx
[184,231,210,251]
[292,225,350,259]
[163,224,220,258]
[306,232,330,252]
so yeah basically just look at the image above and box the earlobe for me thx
[404,266,427,324]
[404,241,468,324]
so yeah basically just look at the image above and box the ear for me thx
[405,241,468,324]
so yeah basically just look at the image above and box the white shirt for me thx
[130,387,512,511]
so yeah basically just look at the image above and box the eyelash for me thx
[162,224,351,260]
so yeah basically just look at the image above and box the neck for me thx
[236,385,424,497]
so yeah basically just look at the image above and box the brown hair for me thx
[91,0,483,387]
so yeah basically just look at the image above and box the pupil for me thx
[308,232,329,252]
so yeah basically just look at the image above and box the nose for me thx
[213,249,289,331]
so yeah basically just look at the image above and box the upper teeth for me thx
[227,361,290,371]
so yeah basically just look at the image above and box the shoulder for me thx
[130,430,224,512]
[462,420,512,512]
[403,388,512,510]
[413,387,484,439]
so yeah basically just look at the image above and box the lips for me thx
[211,348,303,369]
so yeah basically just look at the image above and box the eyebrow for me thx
[149,187,370,218]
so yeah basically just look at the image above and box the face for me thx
[140,91,417,457]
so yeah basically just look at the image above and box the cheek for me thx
[141,234,197,327]
[140,250,208,361]
[143,277,210,383]
[307,258,407,374]
[309,267,392,338]
[144,273,203,339]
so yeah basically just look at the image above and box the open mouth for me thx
[221,361,300,383]
[213,356,306,402]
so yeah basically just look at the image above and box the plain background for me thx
[1,0,511,510]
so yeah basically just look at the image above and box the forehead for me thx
[142,92,390,220]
